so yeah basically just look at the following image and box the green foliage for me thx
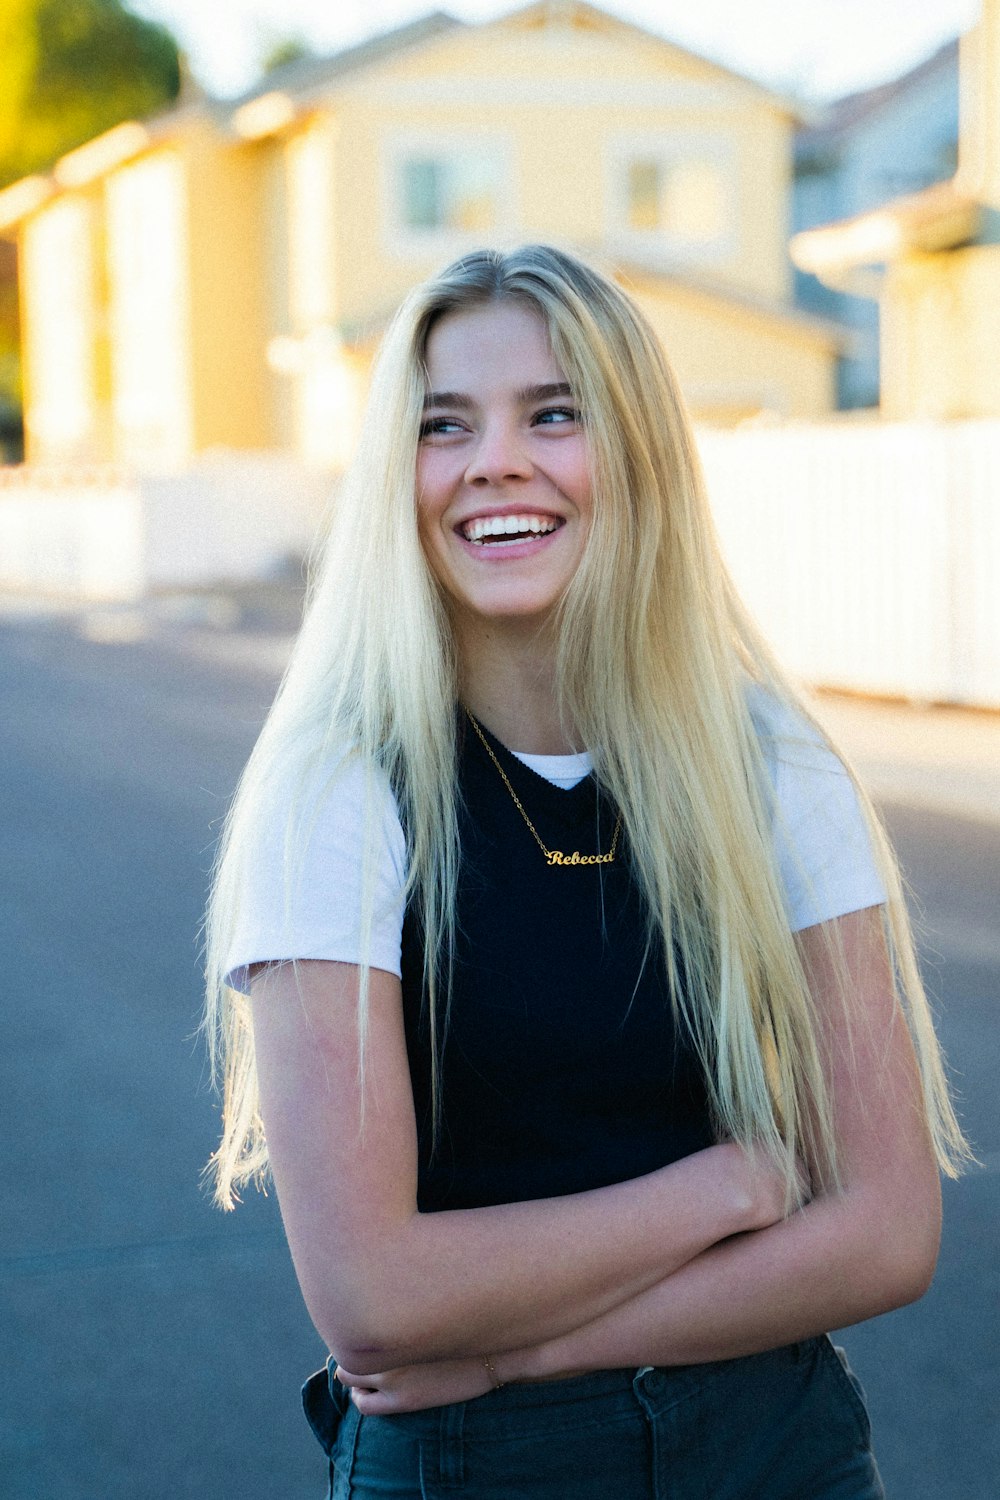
[0,0,182,189]
[262,35,315,75]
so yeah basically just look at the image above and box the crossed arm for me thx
[250,906,941,1409]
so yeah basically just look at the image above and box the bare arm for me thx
[249,958,788,1375]
[504,906,941,1376]
[341,906,942,1412]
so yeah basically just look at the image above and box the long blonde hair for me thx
[204,243,969,1208]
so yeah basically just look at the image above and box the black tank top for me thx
[400,717,715,1212]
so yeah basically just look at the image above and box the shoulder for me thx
[253,749,405,866]
[747,682,835,770]
[745,684,886,931]
[747,683,853,811]
[223,748,407,993]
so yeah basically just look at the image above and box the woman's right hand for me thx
[335,1356,495,1415]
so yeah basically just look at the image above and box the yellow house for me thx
[0,104,278,468]
[0,2,840,470]
[791,1,1000,420]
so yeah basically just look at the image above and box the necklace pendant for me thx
[545,849,615,867]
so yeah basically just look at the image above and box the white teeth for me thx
[463,514,560,543]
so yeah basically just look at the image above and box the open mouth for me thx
[460,514,563,545]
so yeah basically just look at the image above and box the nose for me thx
[463,420,534,486]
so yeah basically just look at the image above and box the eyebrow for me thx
[422,382,574,410]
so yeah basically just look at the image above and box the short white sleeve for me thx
[750,690,886,932]
[223,757,407,994]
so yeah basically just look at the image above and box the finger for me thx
[351,1387,395,1415]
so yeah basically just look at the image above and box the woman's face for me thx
[416,300,592,630]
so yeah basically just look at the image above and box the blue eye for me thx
[419,416,464,437]
[534,406,580,425]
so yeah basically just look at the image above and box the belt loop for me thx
[438,1399,466,1488]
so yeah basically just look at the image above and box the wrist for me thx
[481,1352,504,1390]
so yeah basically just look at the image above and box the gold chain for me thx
[465,710,622,868]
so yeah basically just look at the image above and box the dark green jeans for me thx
[303,1336,885,1499]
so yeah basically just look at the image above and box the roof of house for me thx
[796,36,959,159]
[231,10,463,106]
[233,1,804,117]
[613,250,847,347]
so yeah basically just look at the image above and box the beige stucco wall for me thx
[324,12,795,336]
[629,275,837,422]
[103,147,194,465]
[18,121,277,466]
[21,144,200,466]
[180,126,275,452]
[20,189,107,463]
[958,0,1000,206]
[882,246,1000,419]
[264,115,364,466]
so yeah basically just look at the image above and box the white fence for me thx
[0,423,998,708]
[698,420,1000,710]
[0,452,330,601]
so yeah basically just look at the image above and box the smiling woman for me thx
[203,244,968,1499]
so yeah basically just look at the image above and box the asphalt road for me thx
[1,608,997,1499]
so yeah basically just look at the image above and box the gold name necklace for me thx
[465,710,622,868]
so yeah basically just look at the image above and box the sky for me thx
[130,0,980,105]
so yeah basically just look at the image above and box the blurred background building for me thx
[792,39,960,411]
[1,0,842,475]
[794,4,1000,424]
[0,0,996,708]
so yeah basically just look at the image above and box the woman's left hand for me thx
[334,1355,495,1414]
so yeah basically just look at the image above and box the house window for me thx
[627,160,661,231]
[625,155,729,243]
[613,134,736,261]
[398,152,501,235]
[403,159,443,229]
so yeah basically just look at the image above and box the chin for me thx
[464,588,564,623]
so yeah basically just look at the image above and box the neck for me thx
[456,614,579,755]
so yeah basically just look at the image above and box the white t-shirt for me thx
[224,694,886,995]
